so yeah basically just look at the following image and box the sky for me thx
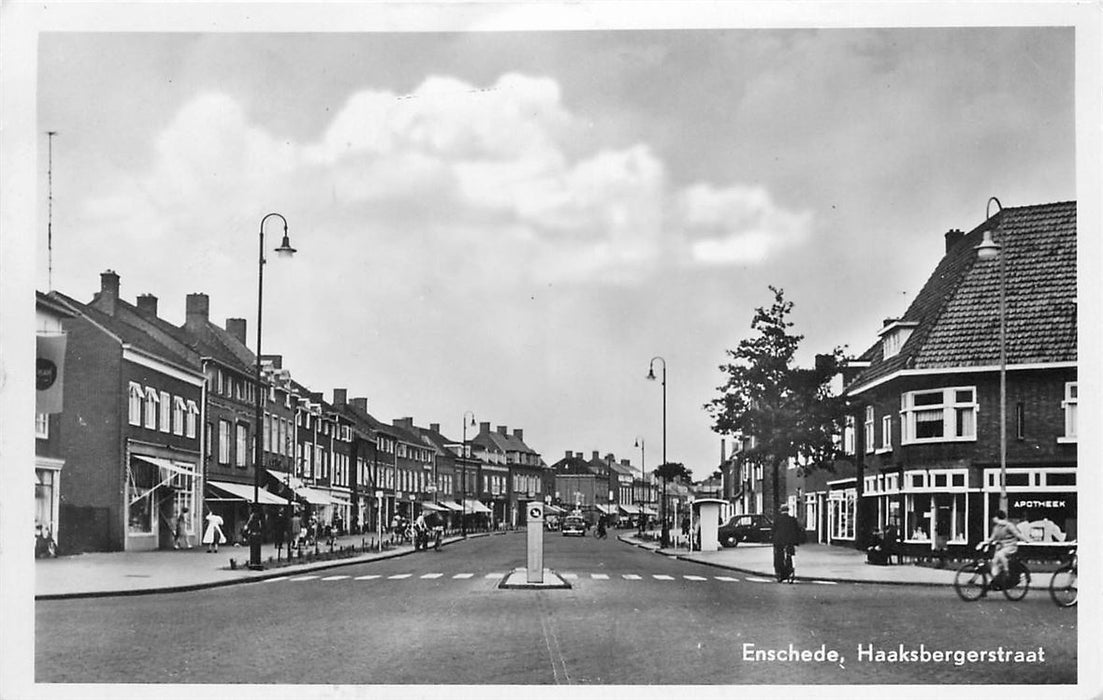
[31,17,1077,479]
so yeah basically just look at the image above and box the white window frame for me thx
[172,397,186,436]
[236,423,248,468]
[158,391,171,433]
[864,406,875,453]
[185,400,199,439]
[900,386,977,444]
[878,414,892,453]
[218,420,231,464]
[144,387,159,429]
[843,415,856,455]
[128,382,143,426]
[1059,381,1078,443]
[35,413,49,439]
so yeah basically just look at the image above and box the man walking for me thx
[772,504,803,582]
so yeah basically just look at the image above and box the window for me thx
[159,391,171,432]
[173,397,186,436]
[128,382,143,425]
[236,425,248,467]
[206,422,213,456]
[35,413,49,439]
[218,420,231,464]
[1061,382,1078,442]
[144,387,159,429]
[901,387,976,443]
[843,416,855,455]
[864,406,875,453]
[186,402,199,439]
[1015,402,1025,441]
[879,415,892,452]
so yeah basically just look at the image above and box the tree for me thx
[654,462,692,485]
[704,286,849,514]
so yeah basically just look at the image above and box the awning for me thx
[463,499,493,515]
[642,507,659,516]
[437,500,465,512]
[619,504,641,515]
[264,469,338,505]
[543,504,565,515]
[593,504,613,515]
[420,501,448,512]
[329,491,352,504]
[134,455,195,478]
[207,480,287,506]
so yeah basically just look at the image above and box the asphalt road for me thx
[36,531,1077,685]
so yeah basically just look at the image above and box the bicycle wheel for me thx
[1049,564,1077,607]
[1002,565,1030,601]
[954,562,988,601]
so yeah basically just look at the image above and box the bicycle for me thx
[776,544,796,583]
[593,526,608,540]
[953,543,1031,601]
[1048,544,1077,608]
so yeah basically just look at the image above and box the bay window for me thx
[901,387,977,443]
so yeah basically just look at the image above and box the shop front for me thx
[984,467,1076,556]
[897,468,972,557]
[125,452,198,551]
[35,457,63,547]
[826,478,856,545]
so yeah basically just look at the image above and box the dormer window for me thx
[878,319,919,359]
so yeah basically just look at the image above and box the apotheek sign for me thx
[1012,499,1068,509]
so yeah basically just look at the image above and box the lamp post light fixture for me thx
[646,356,669,548]
[975,196,1008,514]
[249,212,297,570]
[461,411,475,537]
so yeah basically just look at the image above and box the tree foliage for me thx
[654,462,692,485]
[704,286,849,508]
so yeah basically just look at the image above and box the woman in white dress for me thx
[202,510,226,553]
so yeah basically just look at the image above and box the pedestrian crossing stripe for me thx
[321,575,349,581]
[453,573,474,579]
[354,574,381,580]
[622,574,642,580]
[812,580,837,585]
[652,574,675,580]
[591,573,609,580]
[420,573,443,579]
[745,577,773,583]
[388,574,412,579]
[485,573,505,579]
[289,575,319,581]
[684,575,708,581]
[561,573,578,579]
[715,576,739,582]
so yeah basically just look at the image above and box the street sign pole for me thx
[526,501,544,583]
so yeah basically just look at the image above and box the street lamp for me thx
[461,411,475,537]
[634,436,646,537]
[975,196,1008,514]
[250,212,297,570]
[646,356,669,547]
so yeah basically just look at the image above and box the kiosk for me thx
[692,498,728,552]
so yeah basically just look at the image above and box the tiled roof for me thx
[847,201,1076,391]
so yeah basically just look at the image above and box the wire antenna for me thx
[47,131,58,291]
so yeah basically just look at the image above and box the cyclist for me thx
[772,504,804,582]
[595,514,607,539]
[977,509,1029,587]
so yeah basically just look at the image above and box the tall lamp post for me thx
[646,356,669,547]
[634,436,646,537]
[461,411,475,537]
[975,196,1008,514]
[249,212,297,570]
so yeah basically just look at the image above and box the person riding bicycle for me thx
[977,509,1029,586]
[596,514,607,539]
[413,512,430,550]
[772,504,804,582]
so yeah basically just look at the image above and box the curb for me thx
[35,534,481,601]
[616,534,956,588]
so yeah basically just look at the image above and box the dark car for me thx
[561,516,587,537]
[718,514,773,547]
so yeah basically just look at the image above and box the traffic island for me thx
[498,567,572,590]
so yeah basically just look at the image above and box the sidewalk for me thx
[618,531,960,586]
[35,530,506,599]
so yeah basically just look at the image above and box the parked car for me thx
[718,514,773,547]
[561,516,587,537]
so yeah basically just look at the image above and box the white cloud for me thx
[678,183,812,266]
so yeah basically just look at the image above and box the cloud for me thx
[678,183,812,265]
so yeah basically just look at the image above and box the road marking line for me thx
[622,574,642,580]
[591,573,609,580]
[264,576,289,583]
[321,575,349,581]
[388,574,412,580]
[420,573,444,579]
[684,575,708,581]
[485,573,505,579]
[452,573,474,579]
[812,580,838,585]
[354,575,381,580]
[561,573,578,579]
[288,575,319,581]
[714,576,740,582]
[746,577,773,583]
[652,574,675,580]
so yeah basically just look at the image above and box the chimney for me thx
[136,293,158,317]
[225,318,247,346]
[944,228,964,253]
[394,417,414,429]
[721,439,727,464]
[565,450,573,459]
[592,450,600,461]
[261,354,283,369]
[95,270,120,315]
[621,459,630,466]
[430,423,440,433]
[480,422,491,434]
[332,388,348,406]
[513,428,524,442]
[497,425,508,435]
[308,392,323,403]
[185,293,210,328]
[605,453,615,462]
[350,398,368,412]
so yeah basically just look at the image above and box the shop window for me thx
[901,387,976,443]
[1061,382,1078,442]
[127,460,156,534]
[35,469,56,530]
[905,493,931,541]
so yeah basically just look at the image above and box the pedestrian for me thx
[772,504,804,582]
[681,515,690,539]
[173,507,192,549]
[202,509,226,553]
[290,509,302,548]
[274,508,287,555]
